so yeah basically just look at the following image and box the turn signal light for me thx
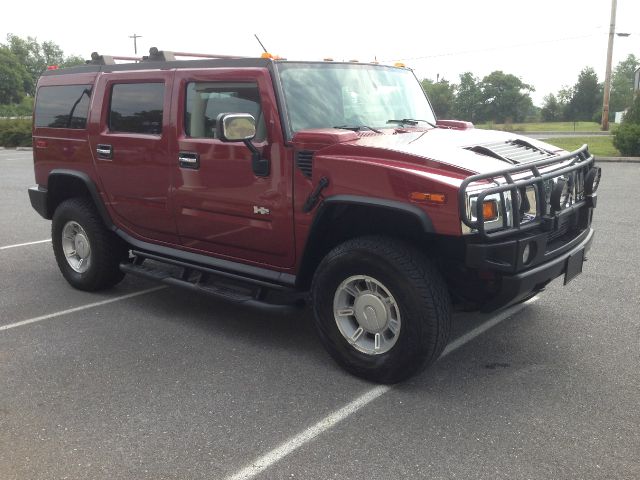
[409,192,446,204]
[482,200,499,221]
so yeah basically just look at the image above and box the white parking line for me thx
[0,286,166,332]
[224,295,539,480]
[0,239,51,250]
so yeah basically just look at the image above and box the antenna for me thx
[254,34,268,53]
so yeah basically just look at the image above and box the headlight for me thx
[465,191,509,232]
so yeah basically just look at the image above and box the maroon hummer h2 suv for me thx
[28,49,600,383]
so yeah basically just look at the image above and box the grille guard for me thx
[459,144,595,240]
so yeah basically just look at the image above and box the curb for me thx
[596,156,640,163]
[15,147,33,151]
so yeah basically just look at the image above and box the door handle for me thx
[178,151,200,169]
[96,144,113,159]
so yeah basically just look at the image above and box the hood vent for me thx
[467,139,556,164]
[296,150,314,178]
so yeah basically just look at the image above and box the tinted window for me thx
[109,83,164,134]
[185,82,265,140]
[34,85,92,129]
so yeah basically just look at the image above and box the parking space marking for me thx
[225,296,539,480]
[0,239,51,250]
[0,286,166,332]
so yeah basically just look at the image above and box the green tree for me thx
[478,71,534,123]
[421,78,455,118]
[610,54,640,114]
[4,34,84,96]
[566,67,602,122]
[452,72,482,122]
[541,93,562,122]
[0,47,30,104]
[61,55,85,68]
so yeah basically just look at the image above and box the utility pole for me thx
[129,33,142,55]
[601,0,617,131]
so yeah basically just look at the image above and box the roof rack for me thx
[86,47,248,65]
[86,52,142,65]
[142,47,247,62]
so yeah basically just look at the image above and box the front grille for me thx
[296,151,313,178]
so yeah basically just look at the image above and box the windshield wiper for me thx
[333,125,383,133]
[387,118,436,128]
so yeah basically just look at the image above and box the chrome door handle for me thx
[178,152,200,169]
[96,144,113,159]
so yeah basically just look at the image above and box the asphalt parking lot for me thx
[1,149,638,480]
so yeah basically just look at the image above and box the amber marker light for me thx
[394,62,406,68]
[482,200,499,221]
[409,192,446,204]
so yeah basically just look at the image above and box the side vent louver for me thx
[296,151,314,178]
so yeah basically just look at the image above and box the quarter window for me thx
[185,82,266,140]
[34,85,92,129]
[109,83,164,134]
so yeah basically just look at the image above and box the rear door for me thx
[89,71,178,243]
[169,68,294,268]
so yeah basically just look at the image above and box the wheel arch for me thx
[296,195,437,290]
[46,169,114,229]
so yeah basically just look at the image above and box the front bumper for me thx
[475,227,594,312]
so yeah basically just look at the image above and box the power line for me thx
[383,31,607,62]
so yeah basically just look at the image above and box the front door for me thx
[169,69,294,269]
[89,71,177,243]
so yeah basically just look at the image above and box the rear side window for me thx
[185,82,265,140]
[109,83,164,135]
[34,85,92,129]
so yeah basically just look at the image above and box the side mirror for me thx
[216,113,256,141]
[215,113,269,177]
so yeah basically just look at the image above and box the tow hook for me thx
[303,177,329,213]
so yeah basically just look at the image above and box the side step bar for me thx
[120,258,305,311]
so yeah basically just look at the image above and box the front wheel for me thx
[311,236,451,384]
[52,198,128,291]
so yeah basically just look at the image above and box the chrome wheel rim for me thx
[333,275,401,355]
[61,221,92,273]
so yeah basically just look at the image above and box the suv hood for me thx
[343,128,562,175]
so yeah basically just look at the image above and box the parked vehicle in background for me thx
[28,49,601,383]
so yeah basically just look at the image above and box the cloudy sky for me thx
[3,0,639,106]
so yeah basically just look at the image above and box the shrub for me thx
[0,97,33,117]
[0,118,32,147]
[613,123,640,156]
[622,94,640,125]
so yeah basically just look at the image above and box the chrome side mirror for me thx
[215,113,268,177]
[216,113,256,142]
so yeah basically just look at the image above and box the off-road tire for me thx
[311,236,451,384]
[52,197,127,291]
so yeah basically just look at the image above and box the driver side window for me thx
[184,82,266,141]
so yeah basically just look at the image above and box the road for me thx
[1,149,638,480]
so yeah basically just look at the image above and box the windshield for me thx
[276,62,436,136]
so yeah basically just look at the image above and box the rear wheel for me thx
[311,236,451,384]
[52,198,128,291]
